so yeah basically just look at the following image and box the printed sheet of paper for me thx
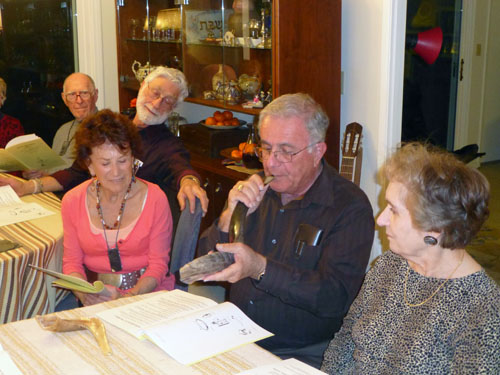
[0,343,22,375]
[97,289,218,339]
[143,301,273,365]
[237,358,328,375]
[0,186,55,226]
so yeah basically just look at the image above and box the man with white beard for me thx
[0,67,208,214]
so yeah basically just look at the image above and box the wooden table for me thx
[0,292,280,375]
[0,179,65,323]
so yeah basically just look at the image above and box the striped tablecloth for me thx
[0,184,65,323]
[0,292,281,375]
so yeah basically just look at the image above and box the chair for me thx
[169,198,203,290]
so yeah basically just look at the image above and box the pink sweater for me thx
[61,179,174,291]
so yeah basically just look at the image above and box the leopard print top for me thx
[321,250,500,374]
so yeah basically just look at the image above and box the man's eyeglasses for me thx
[256,143,319,163]
[65,91,93,102]
[147,83,177,106]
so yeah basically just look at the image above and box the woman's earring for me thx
[132,159,143,182]
[423,236,438,246]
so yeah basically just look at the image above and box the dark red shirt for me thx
[0,113,24,148]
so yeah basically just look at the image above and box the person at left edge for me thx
[62,109,174,306]
[0,77,24,149]
[0,67,208,214]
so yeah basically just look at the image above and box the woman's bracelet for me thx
[32,178,43,194]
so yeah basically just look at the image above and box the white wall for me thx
[76,0,119,111]
[341,0,407,262]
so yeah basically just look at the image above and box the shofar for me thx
[36,315,112,355]
[179,176,274,284]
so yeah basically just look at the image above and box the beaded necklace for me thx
[95,178,134,230]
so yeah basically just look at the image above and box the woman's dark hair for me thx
[382,142,490,249]
[74,109,142,170]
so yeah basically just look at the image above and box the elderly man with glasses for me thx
[198,93,374,368]
[0,67,208,215]
[22,73,98,179]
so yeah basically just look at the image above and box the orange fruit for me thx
[216,121,224,126]
[223,110,233,120]
[223,120,231,126]
[213,111,224,122]
[230,118,239,126]
[238,142,246,151]
[205,116,216,125]
[231,150,243,159]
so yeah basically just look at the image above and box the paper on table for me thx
[97,289,218,339]
[0,186,55,226]
[143,301,273,365]
[0,343,22,375]
[0,185,22,206]
[237,358,328,375]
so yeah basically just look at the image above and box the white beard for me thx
[136,90,170,125]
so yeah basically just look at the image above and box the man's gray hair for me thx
[257,93,329,143]
[63,73,96,93]
[143,66,189,107]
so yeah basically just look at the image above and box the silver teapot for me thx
[132,60,157,82]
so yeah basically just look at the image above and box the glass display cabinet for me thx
[116,0,341,166]
[116,0,272,115]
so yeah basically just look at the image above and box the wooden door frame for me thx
[454,0,490,157]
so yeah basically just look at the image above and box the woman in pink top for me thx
[61,109,174,306]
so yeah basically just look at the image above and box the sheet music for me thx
[0,185,55,226]
[97,289,218,339]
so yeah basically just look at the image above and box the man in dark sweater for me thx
[198,93,374,368]
[0,67,207,213]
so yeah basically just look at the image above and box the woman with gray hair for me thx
[321,142,500,374]
[0,77,24,148]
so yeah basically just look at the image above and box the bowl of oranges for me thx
[201,110,246,129]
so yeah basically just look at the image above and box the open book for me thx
[0,134,66,172]
[96,290,273,365]
[29,265,105,293]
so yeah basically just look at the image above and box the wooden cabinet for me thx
[115,0,341,167]
[189,152,248,234]
[116,1,341,227]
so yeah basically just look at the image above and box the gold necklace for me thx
[403,251,465,307]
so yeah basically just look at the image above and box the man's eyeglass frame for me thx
[256,142,319,163]
[64,91,93,102]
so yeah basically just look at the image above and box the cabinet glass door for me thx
[116,0,272,115]
[182,0,271,114]
[116,0,183,113]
